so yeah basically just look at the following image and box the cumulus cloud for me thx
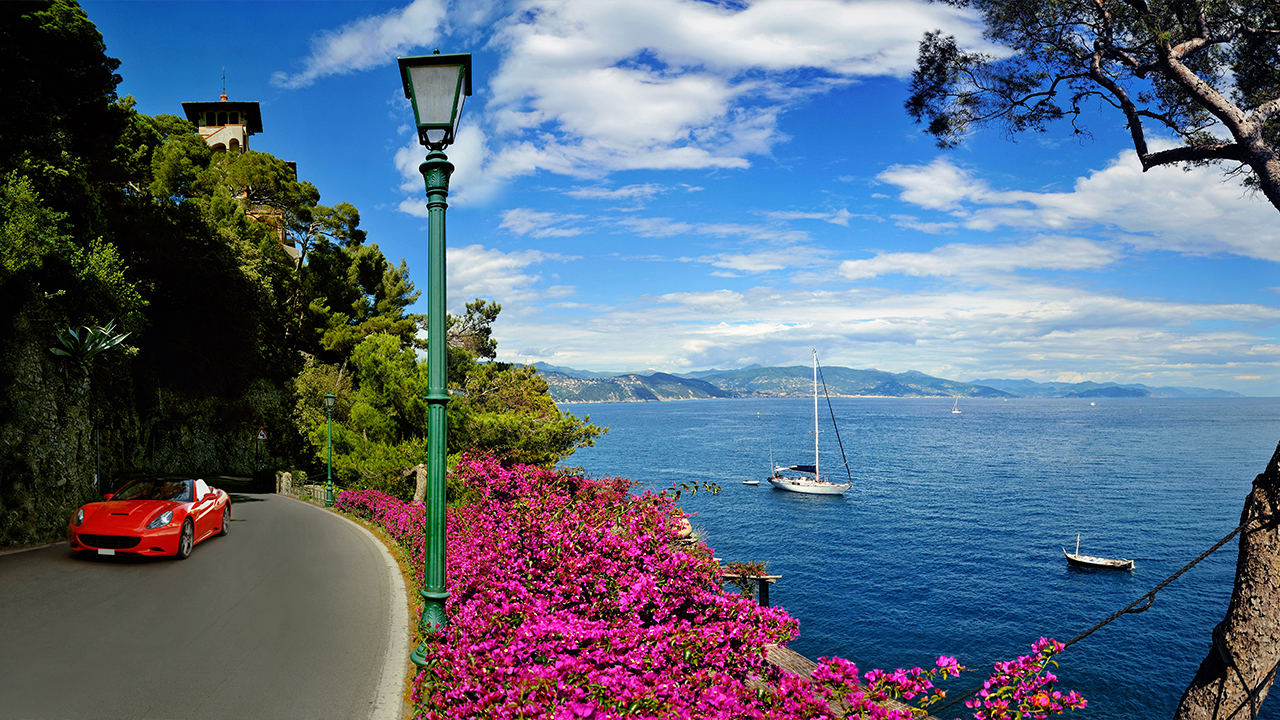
[462,0,989,193]
[271,0,447,89]
[878,152,1280,261]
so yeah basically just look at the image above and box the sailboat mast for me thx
[812,348,819,482]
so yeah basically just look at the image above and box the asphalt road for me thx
[0,488,409,720]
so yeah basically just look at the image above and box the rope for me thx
[931,509,1265,716]
[814,357,853,482]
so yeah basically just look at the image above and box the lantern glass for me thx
[323,393,336,409]
[408,64,463,126]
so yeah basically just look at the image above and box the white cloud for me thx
[496,280,1280,393]
[565,184,668,201]
[614,216,812,245]
[890,215,959,234]
[396,124,503,213]
[447,244,572,307]
[271,0,447,89]
[462,0,989,193]
[499,208,587,238]
[879,152,1280,261]
[767,208,866,226]
[614,216,695,238]
[838,236,1121,280]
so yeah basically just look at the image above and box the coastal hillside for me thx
[970,378,1243,398]
[539,364,1012,403]
[536,363,1243,403]
[700,365,1013,398]
[541,371,732,403]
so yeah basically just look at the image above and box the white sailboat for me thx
[766,349,853,495]
[952,397,961,414]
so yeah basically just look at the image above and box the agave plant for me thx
[50,320,130,366]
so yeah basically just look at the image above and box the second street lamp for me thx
[324,393,336,507]
[398,50,473,667]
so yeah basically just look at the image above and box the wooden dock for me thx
[754,644,942,720]
[719,572,782,606]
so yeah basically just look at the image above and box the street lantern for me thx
[398,51,473,668]
[399,52,472,150]
[324,393,336,508]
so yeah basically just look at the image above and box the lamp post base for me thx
[410,589,450,667]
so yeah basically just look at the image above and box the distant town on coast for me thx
[533,362,1243,404]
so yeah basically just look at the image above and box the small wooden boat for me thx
[1063,534,1134,570]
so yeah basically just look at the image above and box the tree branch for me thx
[1160,53,1249,133]
[1087,49,1153,159]
[1142,142,1245,170]
[1252,96,1280,129]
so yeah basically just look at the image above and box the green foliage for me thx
[0,172,70,281]
[296,302,605,495]
[0,1,609,547]
[448,361,605,467]
[50,319,131,367]
[449,298,501,360]
[295,340,426,494]
[0,172,144,327]
[722,560,769,598]
[0,0,129,238]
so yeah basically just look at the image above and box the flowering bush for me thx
[337,455,1086,720]
[964,638,1087,720]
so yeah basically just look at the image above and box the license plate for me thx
[97,548,115,556]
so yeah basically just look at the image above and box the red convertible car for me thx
[68,476,230,559]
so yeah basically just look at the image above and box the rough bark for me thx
[1174,441,1280,720]
[411,463,428,504]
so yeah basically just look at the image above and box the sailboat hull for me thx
[767,475,851,495]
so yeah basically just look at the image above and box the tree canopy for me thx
[296,299,604,499]
[907,0,1280,212]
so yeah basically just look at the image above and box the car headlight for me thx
[146,510,173,529]
[73,508,84,526]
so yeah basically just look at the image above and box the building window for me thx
[228,138,240,153]
[229,111,239,125]
[206,112,215,126]
[217,112,227,126]
[211,143,226,153]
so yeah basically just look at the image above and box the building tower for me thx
[179,92,300,263]
[181,93,262,153]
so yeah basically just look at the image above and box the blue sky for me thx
[83,0,1280,395]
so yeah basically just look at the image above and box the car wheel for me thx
[218,505,230,536]
[176,519,194,560]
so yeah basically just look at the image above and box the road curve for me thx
[0,489,409,720]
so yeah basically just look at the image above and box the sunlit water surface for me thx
[568,397,1280,720]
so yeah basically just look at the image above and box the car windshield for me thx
[112,478,192,502]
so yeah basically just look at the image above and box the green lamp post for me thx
[398,50,472,667]
[324,393,336,507]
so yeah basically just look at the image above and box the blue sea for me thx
[567,397,1280,720]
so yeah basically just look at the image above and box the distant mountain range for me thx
[532,362,1242,403]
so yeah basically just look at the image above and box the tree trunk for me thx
[411,463,428,505]
[1174,441,1280,720]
